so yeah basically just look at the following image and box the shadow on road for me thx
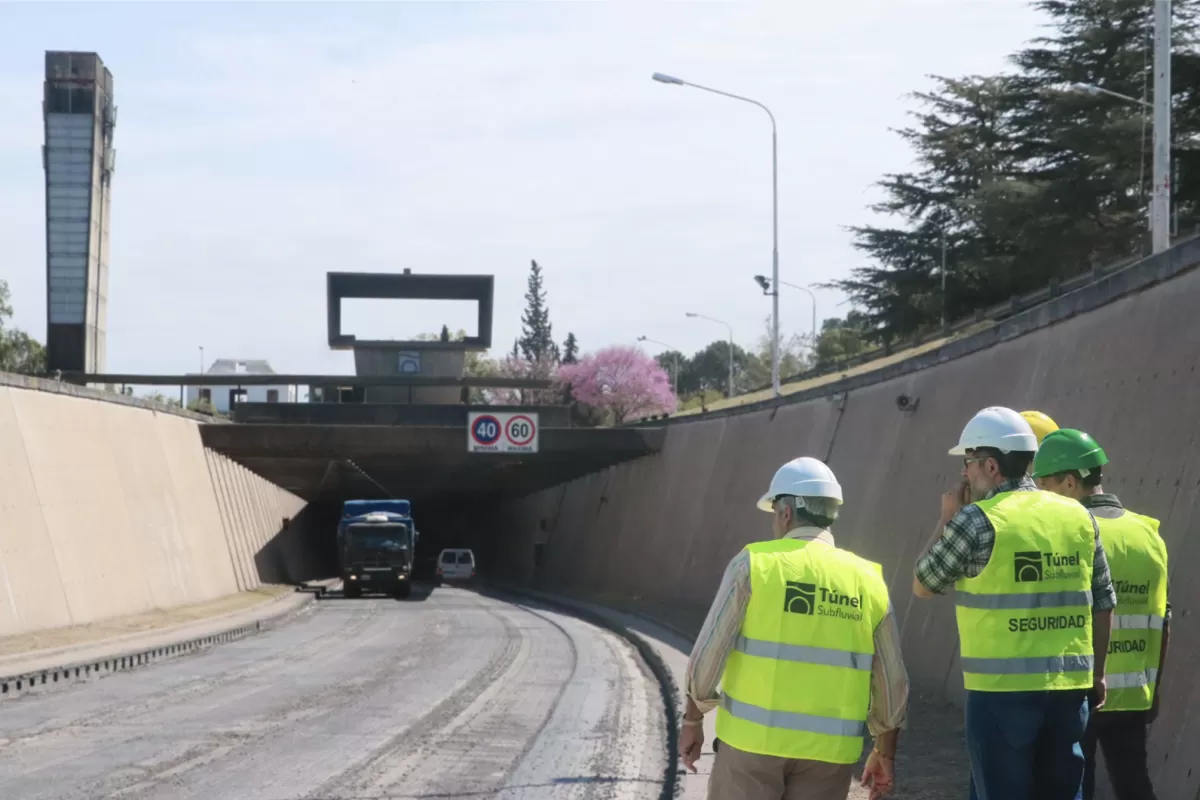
[317,580,437,603]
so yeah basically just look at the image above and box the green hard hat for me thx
[1031,429,1109,479]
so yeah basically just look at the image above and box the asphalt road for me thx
[0,585,668,800]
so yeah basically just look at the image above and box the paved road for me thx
[0,586,668,800]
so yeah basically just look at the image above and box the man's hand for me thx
[940,481,970,525]
[860,751,895,799]
[680,719,704,773]
[1092,676,1107,712]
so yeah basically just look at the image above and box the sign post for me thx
[468,411,539,454]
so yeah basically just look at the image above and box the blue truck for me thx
[337,499,417,599]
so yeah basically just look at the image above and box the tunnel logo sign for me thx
[468,411,540,454]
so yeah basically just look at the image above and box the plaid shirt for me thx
[915,476,1117,611]
[1081,493,1170,623]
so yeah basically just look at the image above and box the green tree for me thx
[814,313,870,368]
[837,0,1200,342]
[439,324,451,342]
[561,332,579,364]
[518,260,558,364]
[0,279,46,375]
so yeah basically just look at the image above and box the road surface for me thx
[0,585,668,800]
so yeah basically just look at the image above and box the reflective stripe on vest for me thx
[954,490,1096,692]
[716,538,890,764]
[1094,509,1168,712]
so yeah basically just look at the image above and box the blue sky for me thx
[0,1,1046,376]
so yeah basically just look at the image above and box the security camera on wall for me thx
[895,394,920,412]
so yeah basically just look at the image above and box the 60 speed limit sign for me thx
[468,411,540,453]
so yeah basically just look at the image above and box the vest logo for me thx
[1114,580,1151,606]
[1013,552,1043,582]
[784,582,817,615]
[1013,550,1083,582]
[784,581,864,621]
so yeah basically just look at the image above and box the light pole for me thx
[199,346,204,373]
[755,275,816,363]
[654,71,780,397]
[685,312,734,398]
[1068,0,1172,255]
[637,335,680,397]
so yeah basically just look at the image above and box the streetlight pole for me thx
[756,275,817,369]
[653,72,780,398]
[199,346,204,373]
[1153,0,1172,254]
[637,335,680,397]
[1069,4,1173,257]
[685,312,734,399]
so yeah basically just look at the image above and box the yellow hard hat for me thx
[1020,410,1059,445]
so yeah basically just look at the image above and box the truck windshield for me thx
[347,524,410,552]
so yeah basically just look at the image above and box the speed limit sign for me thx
[467,411,539,453]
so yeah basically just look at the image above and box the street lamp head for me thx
[685,312,698,318]
[1068,82,1102,96]
[636,335,647,341]
[652,72,685,86]
[754,274,771,292]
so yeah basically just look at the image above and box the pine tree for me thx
[838,0,1200,341]
[518,260,557,363]
[439,324,450,342]
[561,332,579,364]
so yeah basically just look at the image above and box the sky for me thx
[0,0,1049,377]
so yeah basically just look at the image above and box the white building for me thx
[185,359,297,413]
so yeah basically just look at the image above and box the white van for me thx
[436,548,476,583]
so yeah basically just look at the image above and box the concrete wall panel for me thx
[0,381,309,640]
[496,261,1200,799]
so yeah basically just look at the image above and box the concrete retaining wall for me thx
[0,381,307,640]
[492,248,1200,798]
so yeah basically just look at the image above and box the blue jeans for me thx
[966,689,1089,800]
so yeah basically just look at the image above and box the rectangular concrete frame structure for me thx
[43,50,115,375]
[326,271,494,351]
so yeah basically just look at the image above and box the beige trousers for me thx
[708,740,854,800]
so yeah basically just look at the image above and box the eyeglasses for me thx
[962,455,990,468]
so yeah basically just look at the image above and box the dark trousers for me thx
[1082,708,1157,800]
[965,689,1089,800]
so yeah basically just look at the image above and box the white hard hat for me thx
[949,406,1039,456]
[757,457,844,512]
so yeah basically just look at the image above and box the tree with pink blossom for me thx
[484,352,563,406]
[558,345,676,424]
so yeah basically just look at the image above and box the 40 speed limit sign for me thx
[468,411,540,454]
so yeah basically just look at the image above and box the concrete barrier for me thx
[0,378,308,640]
[492,248,1200,799]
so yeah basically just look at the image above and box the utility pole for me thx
[1152,0,1172,254]
[940,230,948,329]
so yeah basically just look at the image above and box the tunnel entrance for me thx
[203,423,665,586]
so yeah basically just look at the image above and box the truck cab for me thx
[337,500,417,599]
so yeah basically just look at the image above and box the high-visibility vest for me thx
[1094,509,1168,712]
[954,490,1096,692]
[715,538,890,763]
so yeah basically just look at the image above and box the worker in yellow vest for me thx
[680,456,909,800]
[1032,429,1169,800]
[913,406,1116,800]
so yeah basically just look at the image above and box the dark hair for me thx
[975,447,1034,480]
[796,509,836,530]
[1047,466,1103,488]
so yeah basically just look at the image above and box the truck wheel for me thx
[344,582,361,599]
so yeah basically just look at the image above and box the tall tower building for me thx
[43,51,116,374]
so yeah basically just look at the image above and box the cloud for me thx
[0,1,1044,374]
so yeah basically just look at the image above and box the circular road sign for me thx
[505,414,537,447]
[471,414,502,446]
